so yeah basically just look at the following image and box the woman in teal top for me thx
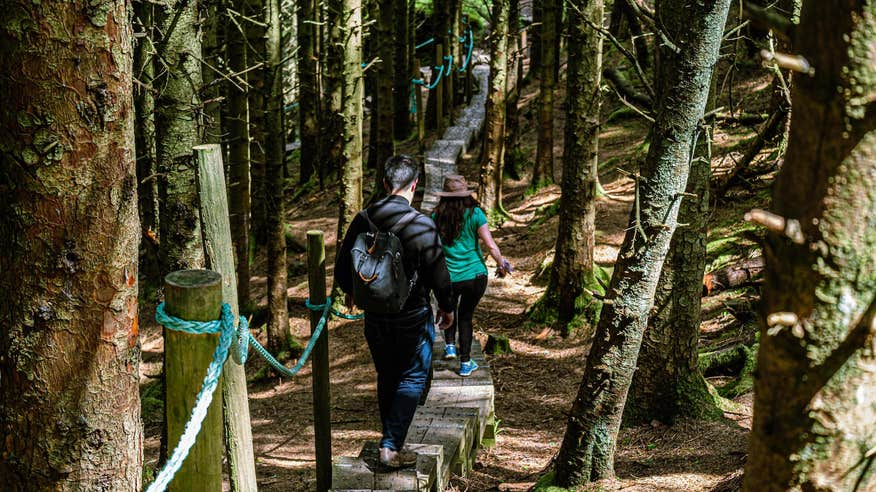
[433,175,512,376]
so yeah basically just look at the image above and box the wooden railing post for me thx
[164,269,224,492]
[194,143,258,491]
[414,59,425,153]
[435,43,445,136]
[307,230,332,492]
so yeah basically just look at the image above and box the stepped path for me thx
[332,64,494,492]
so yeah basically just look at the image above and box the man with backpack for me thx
[334,155,455,469]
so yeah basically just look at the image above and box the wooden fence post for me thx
[435,43,445,136]
[307,230,332,492]
[194,143,258,491]
[414,59,425,153]
[164,269,224,492]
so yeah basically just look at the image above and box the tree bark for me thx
[503,0,523,180]
[392,0,412,139]
[298,0,320,185]
[529,0,541,80]
[531,0,557,190]
[227,0,252,309]
[553,0,731,485]
[264,0,290,354]
[546,0,603,337]
[371,0,395,193]
[322,0,345,184]
[331,0,364,257]
[744,2,876,490]
[248,0,268,244]
[478,0,509,218]
[155,0,206,273]
[0,0,142,487]
[134,1,160,281]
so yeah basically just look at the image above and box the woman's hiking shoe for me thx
[379,447,417,469]
[459,359,478,377]
[443,344,458,360]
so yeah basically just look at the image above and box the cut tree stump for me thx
[484,334,512,355]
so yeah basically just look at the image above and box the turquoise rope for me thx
[443,54,454,76]
[459,27,474,72]
[412,63,444,90]
[415,37,435,50]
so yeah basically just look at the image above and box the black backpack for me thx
[350,209,420,314]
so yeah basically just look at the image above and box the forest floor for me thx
[140,59,776,491]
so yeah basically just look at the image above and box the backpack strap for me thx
[390,210,420,236]
[361,210,378,233]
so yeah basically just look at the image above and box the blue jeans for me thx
[364,306,434,451]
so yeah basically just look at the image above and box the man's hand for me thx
[436,309,454,330]
[344,293,354,309]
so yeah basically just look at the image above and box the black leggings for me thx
[444,274,488,362]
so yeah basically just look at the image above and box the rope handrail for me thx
[459,26,474,73]
[415,37,435,50]
[147,297,363,491]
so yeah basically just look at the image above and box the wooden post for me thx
[465,63,473,105]
[194,144,258,491]
[435,43,445,136]
[414,59,425,153]
[307,230,332,492]
[164,269,225,492]
[445,42,454,125]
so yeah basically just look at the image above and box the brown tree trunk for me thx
[553,0,731,485]
[392,0,412,139]
[0,0,142,487]
[478,0,509,218]
[248,0,268,245]
[227,0,252,309]
[503,0,523,180]
[371,0,395,194]
[264,0,290,354]
[531,0,557,190]
[298,0,320,186]
[545,0,603,337]
[744,2,876,490]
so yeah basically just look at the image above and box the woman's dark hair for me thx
[433,195,480,246]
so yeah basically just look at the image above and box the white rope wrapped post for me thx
[163,270,225,492]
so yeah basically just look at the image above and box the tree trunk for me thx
[331,0,364,253]
[248,0,268,245]
[322,0,345,184]
[531,0,557,190]
[264,0,290,354]
[503,0,523,180]
[155,0,206,273]
[298,0,320,185]
[134,1,160,281]
[372,0,395,194]
[392,0,412,139]
[624,112,721,426]
[477,0,509,218]
[743,3,876,490]
[553,0,731,485]
[545,0,603,337]
[529,0,541,80]
[201,0,223,144]
[0,0,142,487]
[227,0,252,309]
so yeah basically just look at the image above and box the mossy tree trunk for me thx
[477,0,509,218]
[155,0,206,273]
[529,0,541,79]
[553,0,731,485]
[322,0,345,184]
[227,0,252,309]
[743,3,876,490]
[0,0,142,487]
[298,0,320,185]
[531,0,557,190]
[503,0,523,180]
[264,0,290,354]
[544,0,603,338]
[392,0,412,140]
[201,0,223,144]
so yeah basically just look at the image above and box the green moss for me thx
[717,343,758,399]
[527,265,611,335]
[533,471,575,492]
[531,201,560,227]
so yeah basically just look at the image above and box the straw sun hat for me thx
[435,175,475,198]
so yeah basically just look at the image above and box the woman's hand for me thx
[496,258,513,277]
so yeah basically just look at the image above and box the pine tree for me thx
[478,0,509,218]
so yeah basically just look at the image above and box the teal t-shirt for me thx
[437,207,489,282]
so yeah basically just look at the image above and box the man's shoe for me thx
[459,359,479,377]
[444,344,458,360]
[379,447,417,469]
